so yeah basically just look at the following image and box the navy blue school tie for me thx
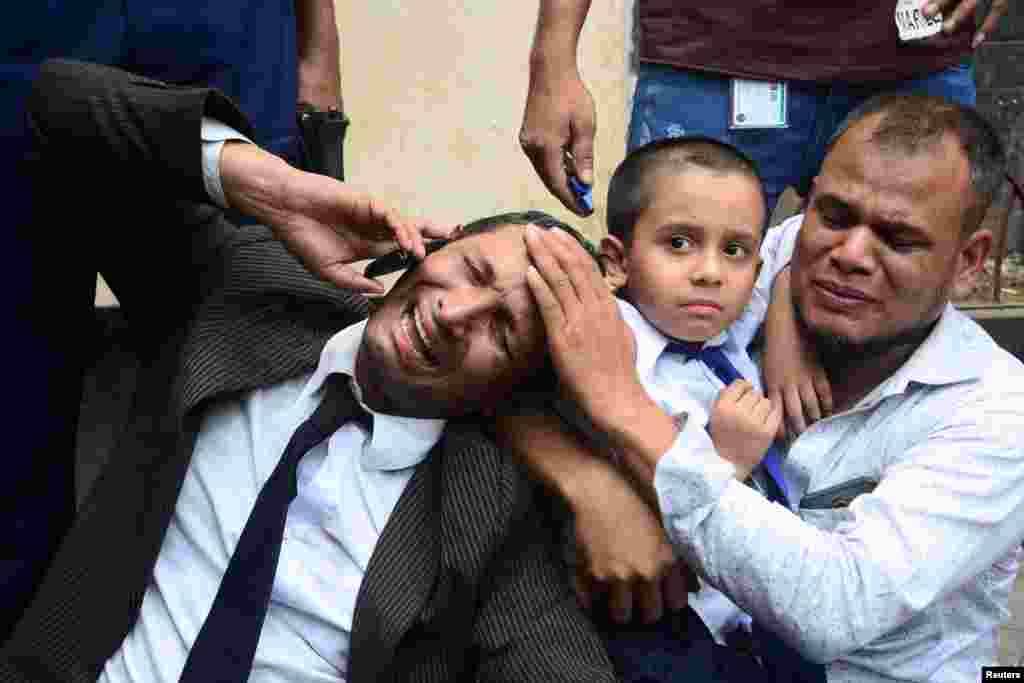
[665,340,789,505]
[179,373,371,683]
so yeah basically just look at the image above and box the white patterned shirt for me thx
[654,214,1024,681]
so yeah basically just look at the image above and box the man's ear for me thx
[600,235,629,292]
[954,227,993,292]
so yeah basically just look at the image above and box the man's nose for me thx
[436,287,501,336]
[830,225,876,275]
[690,249,723,285]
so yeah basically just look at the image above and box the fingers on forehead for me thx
[547,228,600,282]
[523,227,559,275]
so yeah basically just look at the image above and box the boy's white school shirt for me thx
[614,294,775,643]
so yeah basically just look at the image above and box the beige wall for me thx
[336,0,628,240]
[97,1,629,305]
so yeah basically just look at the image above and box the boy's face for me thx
[605,167,765,343]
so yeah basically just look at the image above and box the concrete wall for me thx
[96,0,629,306]
[336,1,1021,246]
[336,0,628,240]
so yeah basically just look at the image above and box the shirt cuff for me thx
[201,117,254,209]
[653,409,735,530]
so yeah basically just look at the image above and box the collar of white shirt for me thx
[298,319,446,471]
[616,298,730,383]
[858,303,993,409]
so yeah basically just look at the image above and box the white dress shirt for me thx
[654,214,1024,682]
[100,320,446,682]
[614,279,778,644]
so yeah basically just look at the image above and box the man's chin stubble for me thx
[792,298,938,372]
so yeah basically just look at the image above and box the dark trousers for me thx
[598,607,826,683]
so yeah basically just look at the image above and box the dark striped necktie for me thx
[179,373,371,682]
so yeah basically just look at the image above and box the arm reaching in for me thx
[220,142,449,294]
[494,411,692,625]
[28,59,449,299]
[520,0,596,216]
[923,0,1010,47]
[295,0,344,112]
[761,266,832,438]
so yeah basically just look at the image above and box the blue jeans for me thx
[628,62,977,213]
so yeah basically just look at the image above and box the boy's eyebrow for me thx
[655,221,760,242]
[654,222,705,235]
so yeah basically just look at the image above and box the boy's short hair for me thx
[607,136,766,245]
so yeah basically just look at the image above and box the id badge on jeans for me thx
[729,79,787,129]
[894,0,942,41]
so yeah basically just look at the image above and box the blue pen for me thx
[568,175,593,213]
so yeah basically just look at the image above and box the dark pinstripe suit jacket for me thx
[0,60,615,683]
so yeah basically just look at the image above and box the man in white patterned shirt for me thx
[521,92,1024,682]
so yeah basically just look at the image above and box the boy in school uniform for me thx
[498,135,824,681]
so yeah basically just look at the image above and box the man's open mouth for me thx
[403,304,440,367]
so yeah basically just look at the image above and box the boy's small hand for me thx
[710,380,782,480]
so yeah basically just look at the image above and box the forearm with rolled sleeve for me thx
[652,339,1024,665]
[655,451,847,661]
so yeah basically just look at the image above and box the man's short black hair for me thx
[365,210,602,279]
[457,210,599,265]
[827,93,1007,236]
[606,135,766,245]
